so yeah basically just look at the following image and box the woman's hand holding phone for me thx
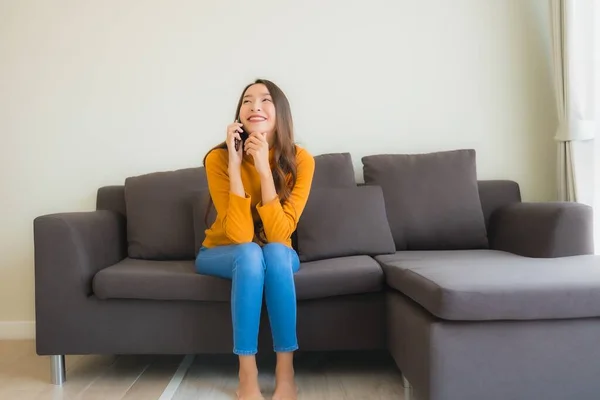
[226,121,244,168]
[226,121,246,198]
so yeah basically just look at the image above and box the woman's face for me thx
[239,84,276,143]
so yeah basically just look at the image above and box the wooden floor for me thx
[0,340,410,400]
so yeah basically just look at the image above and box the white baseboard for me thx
[0,321,36,340]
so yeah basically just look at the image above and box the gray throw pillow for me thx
[297,186,395,262]
[290,152,356,250]
[362,149,488,250]
[312,152,356,187]
[125,167,207,260]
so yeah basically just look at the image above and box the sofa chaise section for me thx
[380,202,600,400]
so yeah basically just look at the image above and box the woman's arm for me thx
[205,149,254,243]
[256,147,315,244]
[229,163,246,198]
[259,168,277,206]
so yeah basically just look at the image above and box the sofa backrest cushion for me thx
[477,180,521,229]
[125,167,207,260]
[297,186,395,262]
[362,149,489,250]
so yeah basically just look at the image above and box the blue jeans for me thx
[195,242,300,355]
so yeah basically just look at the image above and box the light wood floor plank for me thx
[121,356,184,400]
[0,347,75,399]
[168,351,406,400]
[0,341,409,400]
[34,355,118,400]
[171,355,240,400]
[75,355,155,400]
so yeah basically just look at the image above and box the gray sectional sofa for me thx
[34,149,599,400]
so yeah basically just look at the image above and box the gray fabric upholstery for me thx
[476,180,521,229]
[312,152,356,187]
[387,291,600,400]
[362,149,488,251]
[93,255,383,302]
[296,186,395,262]
[96,186,127,216]
[124,167,207,260]
[490,201,594,258]
[33,211,127,351]
[377,250,600,320]
[34,211,127,297]
[294,256,384,299]
[93,259,231,302]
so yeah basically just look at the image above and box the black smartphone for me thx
[234,127,249,151]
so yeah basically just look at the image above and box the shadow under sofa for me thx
[33,151,598,400]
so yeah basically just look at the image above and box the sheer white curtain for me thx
[593,3,600,253]
[551,0,596,201]
[550,0,598,251]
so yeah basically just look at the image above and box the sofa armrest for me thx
[489,202,593,258]
[34,211,127,300]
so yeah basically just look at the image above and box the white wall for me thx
[0,0,556,335]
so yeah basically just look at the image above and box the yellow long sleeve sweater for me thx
[202,145,315,249]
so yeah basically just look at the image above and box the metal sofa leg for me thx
[402,374,413,400]
[50,355,66,385]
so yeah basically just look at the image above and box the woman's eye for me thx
[263,98,272,102]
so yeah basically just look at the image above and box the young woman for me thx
[196,79,315,400]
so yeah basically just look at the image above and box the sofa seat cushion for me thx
[294,256,384,299]
[376,250,600,321]
[93,255,383,302]
[93,259,231,302]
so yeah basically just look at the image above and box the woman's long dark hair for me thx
[203,79,298,240]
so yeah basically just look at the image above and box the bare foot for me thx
[236,372,264,400]
[272,373,298,400]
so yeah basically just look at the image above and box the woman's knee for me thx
[233,242,264,275]
[262,243,295,272]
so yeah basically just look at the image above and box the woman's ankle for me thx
[238,367,262,397]
[239,370,259,382]
[275,352,295,377]
[275,365,294,379]
[238,355,259,378]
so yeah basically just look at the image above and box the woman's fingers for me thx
[246,134,267,146]
[247,131,266,142]
[244,142,258,153]
[256,132,267,142]
[227,123,246,162]
[227,122,244,139]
